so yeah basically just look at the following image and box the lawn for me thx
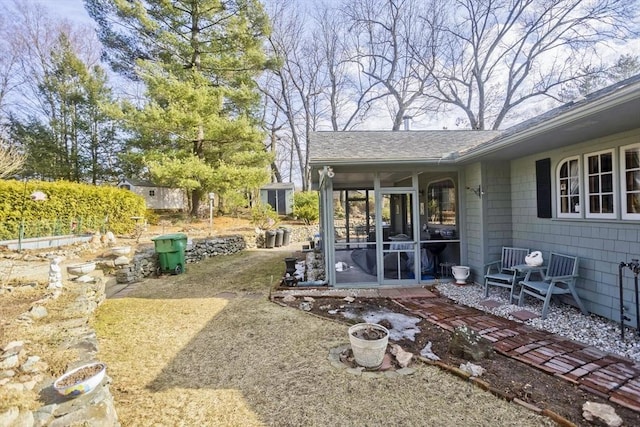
[93,249,553,426]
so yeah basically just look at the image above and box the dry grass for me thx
[0,281,80,411]
[93,249,554,426]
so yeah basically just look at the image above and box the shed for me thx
[260,183,295,215]
[118,178,187,211]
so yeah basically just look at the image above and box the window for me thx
[557,157,580,218]
[149,190,155,197]
[427,179,456,225]
[621,143,640,220]
[584,150,615,219]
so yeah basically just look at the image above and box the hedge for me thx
[0,180,146,241]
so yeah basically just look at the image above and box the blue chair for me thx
[483,247,529,303]
[518,252,588,319]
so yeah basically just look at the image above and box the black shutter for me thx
[536,158,552,218]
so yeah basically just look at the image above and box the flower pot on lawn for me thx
[348,323,389,369]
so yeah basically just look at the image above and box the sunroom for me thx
[309,130,500,288]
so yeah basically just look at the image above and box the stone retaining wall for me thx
[113,235,247,284]
[0,278,119,426]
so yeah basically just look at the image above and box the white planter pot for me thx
[111,246,131,256]
[54,361,106,397]
[348,323,389,369]
[66,262,96,276]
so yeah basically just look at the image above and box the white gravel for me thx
[435,282,640,363]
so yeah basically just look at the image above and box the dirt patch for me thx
[277,294,640,426]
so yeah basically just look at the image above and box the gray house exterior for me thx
[309,75,640,325]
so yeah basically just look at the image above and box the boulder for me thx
[582,401,622,427]
[448,325,493,361]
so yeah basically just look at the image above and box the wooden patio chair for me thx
[483,247,529,303]
[518,252,589,319]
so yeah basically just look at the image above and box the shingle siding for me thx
[506,129,640,325]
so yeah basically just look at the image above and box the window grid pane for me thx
[559,159,579,214]
[587,152,614,215]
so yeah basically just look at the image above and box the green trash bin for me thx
[152,233,188,275]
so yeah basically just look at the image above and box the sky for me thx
[22,0,93,25]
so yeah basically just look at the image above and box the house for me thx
[260,182,295,215]
[309,74,640,325]
[118,178,187,211]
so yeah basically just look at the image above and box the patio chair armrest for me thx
[484,260,501,274]
[547,274,577,283]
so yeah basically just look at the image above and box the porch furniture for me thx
[483,247,530,303]
[518,252,589,319]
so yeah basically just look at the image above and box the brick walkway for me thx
[392,293,640,413]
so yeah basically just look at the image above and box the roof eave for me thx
[458,82,640,162]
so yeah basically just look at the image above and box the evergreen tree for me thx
[10,34,121,183]
[86,0,274,215]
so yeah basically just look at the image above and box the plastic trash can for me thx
[152,233,187,274]
[281,227,291,246]
[265,230,276,248]
[275,228,284,247]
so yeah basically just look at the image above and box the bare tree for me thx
[314,8,374,131]
[343,0,442,130]
[425,0,639,130]
[0,142,24,179]
[260,0,328,190]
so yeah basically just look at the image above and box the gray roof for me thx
[309,130,502,165]
[261,182,295,190]
[309,74,640,165]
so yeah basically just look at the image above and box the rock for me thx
[20,355,41,373]
[0,369,16,378]
[448,325,493,361]
[343,296,355,303]
[582,401,623,427]
[2,340,24,353]
[114,256,130,266]
[390,344,413,368]
[299,301,313,311]
[28,305,48,320]
[459,361,486,377]
[0,407,19,426]
[12,409,34,427]
[419,341,441,361]
[282,295,296,302]
[0,354,19,369]
[303,296,315,302]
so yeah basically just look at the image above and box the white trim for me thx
[584,149,616,220]
[621,143,640,220]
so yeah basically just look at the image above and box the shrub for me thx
[250,202,279,230]
[294,191,319,225]
[0,179,146,240]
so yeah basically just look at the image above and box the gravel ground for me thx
[436,282,640,363]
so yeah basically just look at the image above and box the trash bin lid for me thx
[151,233,188,241]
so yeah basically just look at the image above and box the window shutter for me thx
[536,158,552,218]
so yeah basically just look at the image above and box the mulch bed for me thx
[275,293,640,426]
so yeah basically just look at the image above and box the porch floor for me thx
[271,286,640,413]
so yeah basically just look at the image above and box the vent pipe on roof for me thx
[403,116,412,131]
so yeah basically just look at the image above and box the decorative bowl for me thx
[66,262,96,276]
[110,246,131,256]
[440,229,455,239]
[53,362,106,397]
